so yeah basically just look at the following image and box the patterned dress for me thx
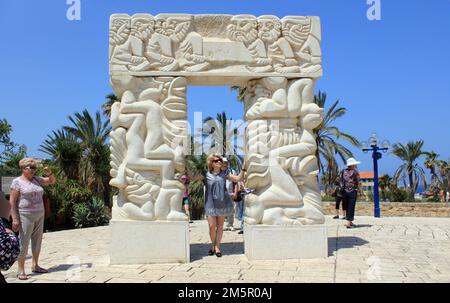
[203,170,234,217]
[0,219,20,271]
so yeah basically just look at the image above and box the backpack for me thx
[332,170,346,198]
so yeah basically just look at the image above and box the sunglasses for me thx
[213,159,223,163]
[25,166,37,170]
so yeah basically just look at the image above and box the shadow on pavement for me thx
[328,236,370,256]
[190,242,244,261]
[45,263,93,273]
[352,224,373,228]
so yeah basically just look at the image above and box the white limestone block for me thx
[109,220,190,264]
[244,223,328,260]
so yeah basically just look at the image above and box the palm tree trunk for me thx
[408,164,414,200]
[103,175,111,208]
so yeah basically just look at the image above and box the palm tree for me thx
[102,93,120,118]
[424,151,442,199]
[314,91,361,174]
[378,174,392,202]
[199,111,245,162]
[320,144,340,195]
[185,152,207,220]
[230,86,246,102]
[392,140,427,200]
[39,129,82,181]
[0,118,13,152]
[1,144,27,176]
[64,110,112,205]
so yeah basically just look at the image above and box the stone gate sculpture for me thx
[109,13,327,263]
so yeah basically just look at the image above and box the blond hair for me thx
[19,158,38,169]
[206,154,223,172]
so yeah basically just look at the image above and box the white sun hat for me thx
[346,157,361,167]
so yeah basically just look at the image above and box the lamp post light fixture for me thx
[361,133,389,218]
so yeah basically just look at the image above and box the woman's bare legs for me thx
[214,216,225,253]
[207,216,217,251]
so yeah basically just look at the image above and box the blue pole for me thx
[373,147,381,218]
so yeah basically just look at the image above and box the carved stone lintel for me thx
[109,14,322,79]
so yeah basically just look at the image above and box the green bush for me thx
[44,178,93,229]
[427,196,441,203]
[188,180,205,220]
[73,197,110,228]
[388,185,408,202]
[366,191,374,202]
[321,195,336,202]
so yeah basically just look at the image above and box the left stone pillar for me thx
[108,75,190,264]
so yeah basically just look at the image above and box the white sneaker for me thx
[229,227,235,231]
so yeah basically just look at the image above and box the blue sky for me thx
[0,0,449,177]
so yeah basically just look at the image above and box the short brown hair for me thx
[19,158,38,169]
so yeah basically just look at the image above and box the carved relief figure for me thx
[146,14,209,72]
[281,16,322,73]
[227,15,273,72]
[109,14,154,72]
[243,77,325,225]
[109,77,188,221]
[109,15,131,68]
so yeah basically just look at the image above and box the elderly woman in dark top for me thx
[342,158,367,228]
[189,154,247,257]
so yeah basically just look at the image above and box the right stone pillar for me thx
[242,76,328,260]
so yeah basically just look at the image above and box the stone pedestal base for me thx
[244,224,328,260]
[109,220,190,264]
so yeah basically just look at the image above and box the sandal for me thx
[17,273,29,280]
[32,266,48,274]
[208,249,215,256]
[215,251,222,258]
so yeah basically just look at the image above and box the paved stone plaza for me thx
[3,216,450,283]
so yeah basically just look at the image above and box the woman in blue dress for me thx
[190,154,247,257]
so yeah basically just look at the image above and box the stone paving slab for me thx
[4,216,450,283]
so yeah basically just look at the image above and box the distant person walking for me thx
[222,158,236,231]
[9,158,56,280]
[332,173,347,219]
[232,179,245,234]
[180,174,193,223]
[188,154,247,257]
[341,158,366,228]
